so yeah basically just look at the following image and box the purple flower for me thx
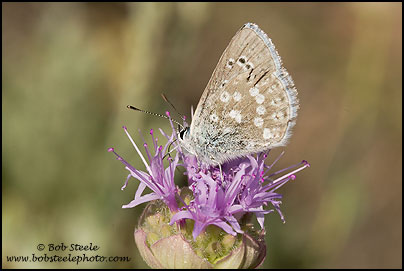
[109,114,310,240]
[109,125,179,211]
[170,152,309,240]
[170,164,246,239]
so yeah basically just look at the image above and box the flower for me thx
[134,199,267,268]
[109,113,310,268]
[170,152,310,240]
[108,125,179,211]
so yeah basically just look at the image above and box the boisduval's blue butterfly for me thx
[179,23,299,165]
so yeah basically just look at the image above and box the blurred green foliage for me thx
[2,2,402,268]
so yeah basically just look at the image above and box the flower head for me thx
[109,114,310,268]
[170,152,309,239]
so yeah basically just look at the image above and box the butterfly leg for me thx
[218,162,224,183]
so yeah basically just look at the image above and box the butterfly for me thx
[178,22,299,166]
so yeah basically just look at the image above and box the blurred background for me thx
[2,2,402,269]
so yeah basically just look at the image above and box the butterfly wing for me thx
[189,23,299,164]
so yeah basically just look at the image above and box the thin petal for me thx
[210,220,237,236]
[225,216,243,234]
[128,169,160,194]
[121,174,131,190]
[228,204,244,214]
[135,182,147,199]
[169,210,194,225]
[225,166,246,204]
[123,127,152,175]
[122,193,160,209]
[256,212,265,229]
[192,221,207,240]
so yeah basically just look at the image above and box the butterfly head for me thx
[178,126,194,151]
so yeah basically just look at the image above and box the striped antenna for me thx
[161,93,186,121]
[126,105,184,129]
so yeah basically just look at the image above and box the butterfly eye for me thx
[179,127,189,140]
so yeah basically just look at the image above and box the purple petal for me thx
[224,165,246,204]
[210,220,237,236]
[256,212,265,229]
[135,182,147,199]
[192,221,208,240]
[228,204,244,215]
[169,210,194,225]
[127,168,161,194]
[122,193,160,208]
[224,216,243,234]
[121,174,131,190]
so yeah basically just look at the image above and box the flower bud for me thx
[134,200,266,269]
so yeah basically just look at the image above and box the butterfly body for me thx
[180,23,299,166]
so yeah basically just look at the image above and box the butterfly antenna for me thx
[126,105,184,129]
[161,93,186,121]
